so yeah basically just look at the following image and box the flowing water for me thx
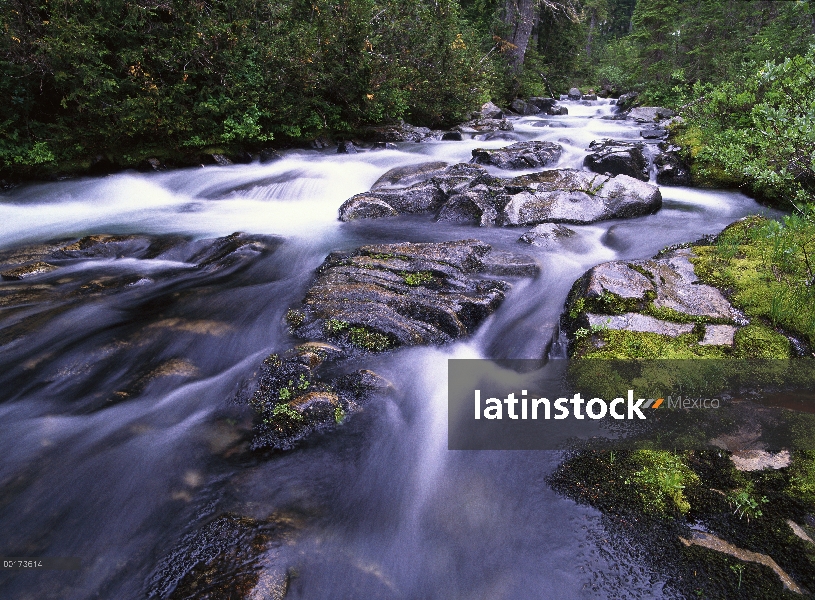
[0,100,778,599]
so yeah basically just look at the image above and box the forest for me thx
[1,0,814,204]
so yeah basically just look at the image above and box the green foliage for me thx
[285,309,305,329]
[325,318,350,334]
[726,483,768,522]
[0,0,496,176]
[678,48,815,208]
[788,450,815,505]
[630,449,699,516]
[334,405,346,424]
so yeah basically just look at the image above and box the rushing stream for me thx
[0,100,778,599]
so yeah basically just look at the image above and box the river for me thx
[0,100,776,599]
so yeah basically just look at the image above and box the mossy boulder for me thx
[288,240,538,350]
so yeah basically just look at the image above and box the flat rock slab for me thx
[287,240,538,349]
[587,312,694,337]
[730,449,791,471]
[700,324,738,346]
[340,164,662,226]
[471,140,562,170]
[583,139,648,181]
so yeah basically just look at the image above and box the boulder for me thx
[371,161,449,190]
[655,148,691,186]
[511,99,541,115]
[339,164,661,226]
[564,248,740,354]
[499,169,662,225]
[615,91,640,112]
[581,93,598,101]
[259,148,283,163]
[527,97,557,111]
[518,223,575,248]
[337,141,359,154]
[442,131,464,141]
[454,118,514,134]
[286,240,538,351]
[568,87,582,100]
[361,121,442,143]
[480,101,505,119]
[471,141,563,170]
[548,105,569,116]
[640,128,667,140]
[583,139,649,181]
[627,106,676,123]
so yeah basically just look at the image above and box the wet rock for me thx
[654,149,691,186]
[259,148,283,163]
[340,164,661,226]
[137,157,165,172]
[568,87,582,100]
[442,131,464,141]
[640,128,667,140]
[527,97,557,112]
[499,169,662,225]
[288,240,536,349]
[471,140,562,170]
[615,91,640,112]
[1,261,58,280]
[587,312,695,337]
[453,117,514,134]
[210,154,233,166]
[148,512,298,600]
[627,106,676,123]
[309,136,333,149]
[564,248,741,353]
[480,101,505,119]
[362,121,441,143]
[371,161,449,190]
[581,93,598,101]
[510,99,541,115]
[583,139,649,181]
[371,141,397,150]
[519,223,575,247]
[337,141,359,154]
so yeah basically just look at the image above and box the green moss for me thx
[673,125,742,189]
[576,329,729,359]
[788,450,815,506]
[285,309,305,328]
[334,405,346,424]
[630,449,700,516]
[582,289,654,316]
[325,318,349,334]
[401,270,434,286]
[733,324,791,358]
[349,326,393,351]
[271,402,303,422]
[692,213,815,348]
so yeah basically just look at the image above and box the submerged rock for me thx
[583,139,649,181]
[518,223,575,248]
[471,140,562,170]
[339,162,662,226]
[1,261,58,280]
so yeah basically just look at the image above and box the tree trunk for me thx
[502,0,537,75]
[585,11,597,59]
